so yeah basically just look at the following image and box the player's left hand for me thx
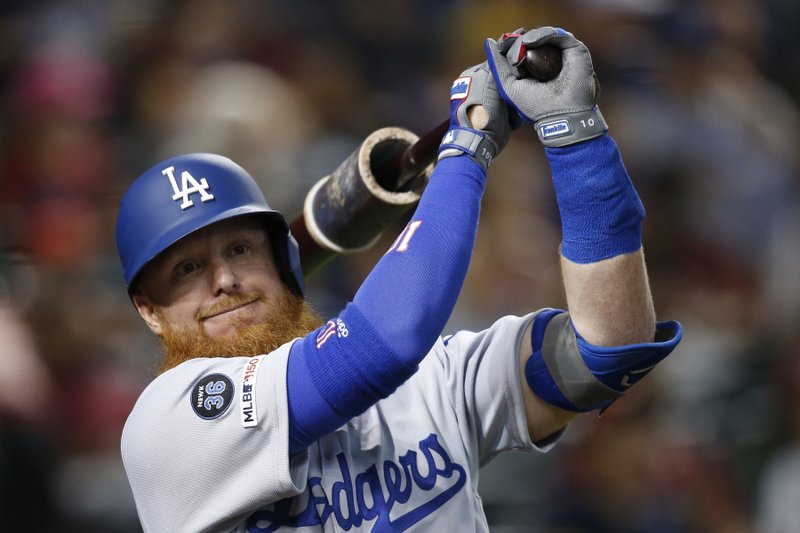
[485,27,608,148]
[437,62,511,171]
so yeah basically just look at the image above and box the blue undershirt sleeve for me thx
[287,155,487,453]
[352,156,487,359]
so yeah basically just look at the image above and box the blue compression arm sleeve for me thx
[288,155,487,452]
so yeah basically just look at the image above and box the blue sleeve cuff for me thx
[302,303,418,417]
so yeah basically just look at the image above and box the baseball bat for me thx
[290,44,562,275]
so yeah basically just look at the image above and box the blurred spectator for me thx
[0,271,59,530]
[755,338,800,533]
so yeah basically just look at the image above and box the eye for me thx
[175,260,200,277]
[230,242,250,256]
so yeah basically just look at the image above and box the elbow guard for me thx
[524,309,683,412]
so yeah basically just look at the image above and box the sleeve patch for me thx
[315,318,349,350]
[190,373,234,420]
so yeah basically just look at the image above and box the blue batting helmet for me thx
[115,153,304,296]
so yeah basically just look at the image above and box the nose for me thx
[210,259,240,295]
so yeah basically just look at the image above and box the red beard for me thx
[154,287,323,375]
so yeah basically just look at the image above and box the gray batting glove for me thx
[437,62,512,170]
[485,27,608,147]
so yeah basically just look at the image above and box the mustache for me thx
[154,287,324,375]
[196,290,266,320]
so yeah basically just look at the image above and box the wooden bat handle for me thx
[291,45,563,276]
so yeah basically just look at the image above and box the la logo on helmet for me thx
[162,165,216,210]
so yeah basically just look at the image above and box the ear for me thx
[132,292,164,336]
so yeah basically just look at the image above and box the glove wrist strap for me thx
[535,106,608,147]
[437,127,495,170]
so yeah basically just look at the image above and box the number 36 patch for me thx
[190,373,234,420]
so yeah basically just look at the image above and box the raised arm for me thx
[486,27,682,441]
[286,62,513,452]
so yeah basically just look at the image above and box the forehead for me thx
[164,215,268,255]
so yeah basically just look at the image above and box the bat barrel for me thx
[293,127,431,275]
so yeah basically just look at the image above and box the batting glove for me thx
[437,62,512,171]
[485,27,608,147]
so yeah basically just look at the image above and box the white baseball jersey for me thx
[122,311,559,532]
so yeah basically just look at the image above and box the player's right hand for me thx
[437,62,511,171]
[485,27,608,148]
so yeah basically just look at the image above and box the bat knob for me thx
[521,44,562,81]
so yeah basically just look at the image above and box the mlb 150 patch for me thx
[191,373,234,419]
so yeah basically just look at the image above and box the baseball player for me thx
[116,27,682,532]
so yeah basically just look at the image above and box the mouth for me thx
[201,299,260,321]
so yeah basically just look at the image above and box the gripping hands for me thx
[437,62,511,171]
[485,27,608,147]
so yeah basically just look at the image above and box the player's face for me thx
[132,215,286,341]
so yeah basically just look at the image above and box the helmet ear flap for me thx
[262,214,304,297]
[115,153,305,297]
